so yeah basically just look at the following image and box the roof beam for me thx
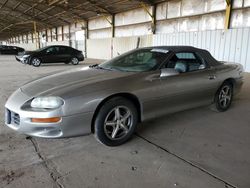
[41,3,89,23]
[85,0,112,15]
[20,1,72,24]
[0,6,60,27]
[134,0,154,6]
[0,0,9,9]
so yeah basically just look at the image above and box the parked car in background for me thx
[0,45,25,55]
[15,45,84,67]
[5,46,243,146]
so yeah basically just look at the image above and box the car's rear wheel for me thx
[94,97,138,146]
[70,57,79,65]
[31,57,41,67]
[214,81,233,112]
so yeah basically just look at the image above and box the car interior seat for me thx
[174,61,188,73]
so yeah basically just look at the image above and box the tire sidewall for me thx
[215,82,233,112]
[31,57,41,67]
[71,57,79,65]
[94,97,138,146]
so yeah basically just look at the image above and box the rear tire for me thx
[213,81,233,112]
[70,57,79,65]
[31,57,41,67]
[94,97,138,146]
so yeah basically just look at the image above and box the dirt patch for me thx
[1,170,25,185]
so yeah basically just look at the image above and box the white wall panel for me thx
[244,0,250,7]
[46,41,69,46]
[231,8,250,28]
[200,12,224,30]
[156,20,179,34]
[89,28,112,39]
[87,38,112,59]
[156,2,167,20]
[157,12,224,34]
[115,23,151,37]
[112,37,138,57]
[115,8,152,26]
[167,0,181,18]
[153,28,250,72]
[233,0,243,8]
[181,0,205,16]
[89,17,111,30]
[205,0,225,12]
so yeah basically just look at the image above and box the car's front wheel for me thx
[70,57,79,65]
[214,81,233,112]
[31,57,41,67]
[94,97,138,146]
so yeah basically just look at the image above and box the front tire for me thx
[94,97,138,146]
[214,81,233,112]
[31,57,41,67]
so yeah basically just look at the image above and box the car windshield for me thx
[98,48,170,72]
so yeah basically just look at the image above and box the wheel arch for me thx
[214,77,236,102]
[223,78,236,89]
[91,92,142,133]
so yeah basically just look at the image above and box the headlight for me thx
[31,96,64,109]
[22,55,30,59]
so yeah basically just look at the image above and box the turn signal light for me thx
[31,117,61,123]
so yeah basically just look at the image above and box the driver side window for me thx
[165,52,206,73]
[46,47,59,54]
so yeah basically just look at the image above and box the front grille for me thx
[5,109,20,126]
[12,112,20,125]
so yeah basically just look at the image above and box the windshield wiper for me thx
[89,64,112,71]
[89,64,99,68]
[89,64,104,69]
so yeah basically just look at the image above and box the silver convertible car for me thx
[5,46,244,146]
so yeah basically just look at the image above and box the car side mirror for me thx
[160,68,180,78]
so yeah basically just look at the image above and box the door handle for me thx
[208,75,216,80]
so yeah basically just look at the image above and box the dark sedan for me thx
[0,45,25,55]
[16,45,84,67]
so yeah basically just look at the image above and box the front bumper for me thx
[5,89,93,138]
[15,55,29,64]
[234,77,244,95]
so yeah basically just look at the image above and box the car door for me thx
[154,51,218,117]
[41,46,60,63]
[58,46,72,62]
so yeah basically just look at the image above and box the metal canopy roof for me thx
[0,0,163,40]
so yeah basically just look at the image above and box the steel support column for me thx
[33,21,39,49]
[140,2,156,34]
[62,26,64,41]
[225,0,233,29]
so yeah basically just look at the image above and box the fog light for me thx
[31,117,61,123]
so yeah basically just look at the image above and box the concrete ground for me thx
[0,55,249,188]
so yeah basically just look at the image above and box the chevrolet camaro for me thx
[5,46,244,146]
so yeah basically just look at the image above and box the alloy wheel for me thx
[104,106,133,140]
[219,85,232,108]
[71,57,79,65]
[32,58,41,66]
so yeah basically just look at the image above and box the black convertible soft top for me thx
[147,46,222,67]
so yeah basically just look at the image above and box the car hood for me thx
[17,50,35,56]
[24,51,36,55]
[21,66,135,97]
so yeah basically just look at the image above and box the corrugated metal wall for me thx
[153,28,250,72]
[87,27,250,72]
[87,35,153,59]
